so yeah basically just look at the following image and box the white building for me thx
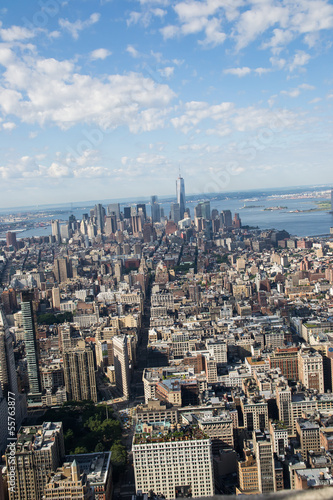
[133,427,214,499]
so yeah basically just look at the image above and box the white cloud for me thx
[158,66,174,78]
[254,67,271,75]
[172,100,301,136]
[161,0,234,46]
[288,51,311,71]
[126,45,141,58]
[59,13,100,40]
[158,0,333,54]
[2,121,16,130]
[0,26,35,42]
[224,67,251,77]
[139,0,170,4]
[281,88,300,98]
[309,97,321,104]
[0,46,176,133]
[224,67,270,77]
[127,7,167,27]
[90,48,112,61]
[0,149,112,182]
[171,101,234,133]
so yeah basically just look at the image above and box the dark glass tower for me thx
[21,291,41,395]
[176,175,185,220]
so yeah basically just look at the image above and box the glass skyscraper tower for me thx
[176,174,185,220]
[21,290,41,396]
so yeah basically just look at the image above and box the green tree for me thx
[95,442,104,452]
[110,442,127,467]
[73,446,88,454]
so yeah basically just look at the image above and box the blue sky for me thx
[0,0,332,208]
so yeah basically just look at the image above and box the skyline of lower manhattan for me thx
[0,1,332,208]
[2,2,333,500]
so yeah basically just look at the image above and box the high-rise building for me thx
[131,215,142,236]
[233,213,241,228]
[5,422,65,500]
[105,215,117,235]
[220,210,232,228]
[296,418,321,461]
[53,257,70,284]
[136,203,146,220]
[236,448,259,495]
[269,347,299,381]
[6,231,17,249]
[170,202,181,224]
[151,196,160,223]
[51,220,60,243]
[94,203,105,233]
[21,291,42,396]
[113,335,130,399]
[0,306,26,447]
[123,206,131,219]
[43,460,94,500]
[276,384,293,435]
[0,288,17,314]
[0,307,17,397]
[241,398,268,432]
[133,425,214,499]
[52,287,61,311]
[63,346,97,403]
[176,175,186,220]
[298,348,324,393]
[195,201,210,220]
[107,202,120,219]
[253,430,276,494]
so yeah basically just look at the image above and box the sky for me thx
[0,0,332,209]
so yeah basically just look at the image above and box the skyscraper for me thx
[107,202,120,219]
[5,422,65,500]
[176,174,186,220]
[94,203,105,233]
[21,291,42,396]
[63,345,97,403]
[253,430,276,494]
[195,201,211,220]
[113,335,130,399]
[51,220,60,243]
[170,202,181,224]
[151,195,160,223]
[0,306,25,429]
[6,231,17,249]
[137,203,147,220]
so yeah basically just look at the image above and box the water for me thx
[1,190,333,239]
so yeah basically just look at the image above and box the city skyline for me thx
[0,1,332,208]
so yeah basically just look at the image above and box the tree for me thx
[110,442,127,467]
[95,442,104,452]
[73,446,88,454]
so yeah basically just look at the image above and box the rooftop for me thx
[133,425,209,445]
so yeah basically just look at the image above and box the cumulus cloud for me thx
[157,0,333,53]
[89,48,112,60]
[126,45,141,58]
[0,45,176,133]
[224,67,251,77]
[288,51,311,71]
[171,100,301,136]
[158,66,174,78]
[127,7,167,27]
[0,25,35,42]
[0,150,111,182]
[59,13,100,39]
